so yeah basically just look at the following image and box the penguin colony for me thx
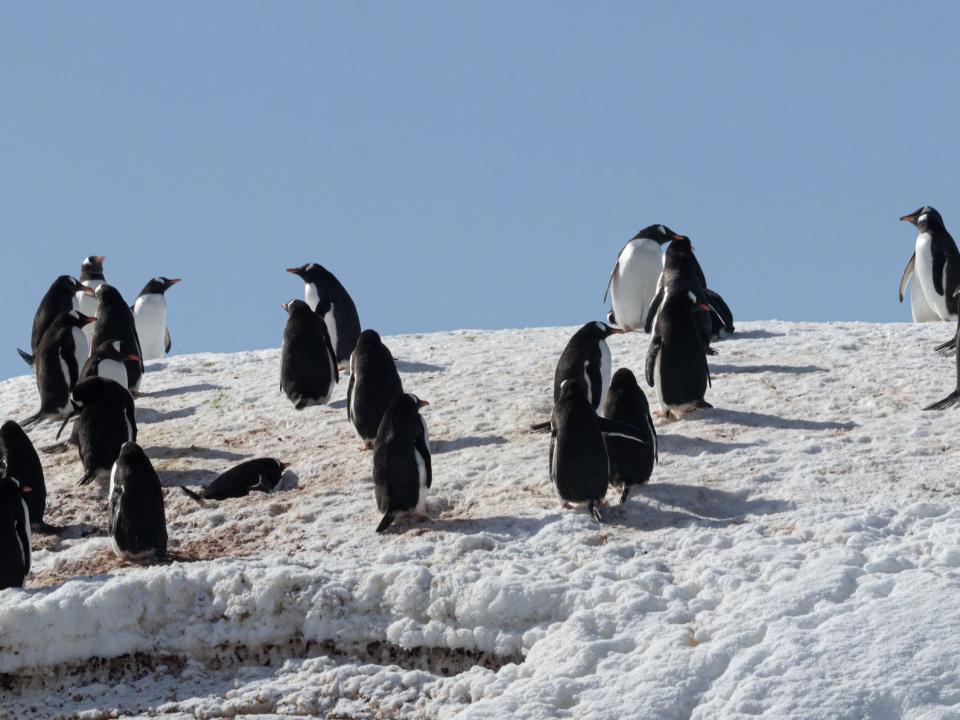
[0,209,955,588]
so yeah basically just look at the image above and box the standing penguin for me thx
[132,277,180,361]
[554,322,624,413]
[18,275,93,367]
[643,236,717,349]
[0,475,31,589]
[899,207,960,322]
[603,369,658,503]
[646,289,715,419]
[0,422,46,530]
[348,330,404,449]
[21,311,96,428]
[286,263,361,364]
[604,224,680,331]
[108,442,167,561]
[180,458,291,501]
[73,377,137,488]
[77,256,106,347]
[373,393,431,533]
[550,379,649,522]
[90,284,144,392]
[280,299,339,409]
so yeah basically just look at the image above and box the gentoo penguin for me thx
[554,322,624,413]
[73,377,137,488]
[373,393,431,533]
[0,422,46,530]
[81,340,138,386]
[132,277,180,361]
[549,379,649,522]
[108,442,167,561]
[77,256,106,346]
[280,299,339,409]
[704,288,735,340]
[899,207,960,322]
[287,263,361,364]
[90,284,144,392]
[0,475,31,589]
[646,289,715,419]
[180,458,291,501]
[348,330,404,449]
[21,311,96,428]
[18,275,92,367]
[602,369,657,503]
[925,288,960,410]
[604,224,681,331]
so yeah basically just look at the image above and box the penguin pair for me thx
[0,469,31,589]
[133,277,180,361]
[899,207,960,324]
[73,377,138,488]
[287,263,361,365]
[109,442,167,561]
[281,299,339,408]
[18,275,93,367]
[348,330,404,449]
[373,393,431,533]
[0,421,47,531]
[180,458,291,501]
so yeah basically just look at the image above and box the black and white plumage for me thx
[899,207,960,322]
[73,377,137,488]
[77,256,106,347]
[373,393,431,533]
[108,442,167,562]
[0,421,46,529]
[646,289,714,419]
[180,458,290,501]
[280,299,339,409]
[0,474,31,589]
[703,288,735,340]
[21,311,95,428]
[602,369,657,503]
[90,284,144,392]
[553,321,624,414]
[18,275,92,367]
[133,277,180,361]
[549,379,649,523]
[348,330,404,449]
[80,340,138,386]
[287,263,361,364]
[604,224,679,332]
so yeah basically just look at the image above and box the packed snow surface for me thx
[2,321,960,719]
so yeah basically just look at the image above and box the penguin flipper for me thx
[416,425,432,490]
[597,416,649,442]
[644,286,664,334]
[645,335,661,388]
[588,500,603,523]
[17,348,34,367]
[376,511,396,533]
[530,420,552,434]
[899,253,915,303]
[179,486,205,503]
[603,260,619,304]
[164,327,172,354]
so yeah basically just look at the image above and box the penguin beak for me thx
[286,268,302,276]
[279,462,291,471]
[94,255,105,264]
[166,278,181,287]
[607,327,625,335]
[21,485,31,493]
[900,213,917,223]
[83,315,97,325]
[281,302,290,312]
[127,353,141,361]
[417,399,430,408]
[672,234,687,241]
[78,285,95,296]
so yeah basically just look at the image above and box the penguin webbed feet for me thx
[77,470,97,486]
[934,337,957,355]
[20,412,44,429]
[530,421,552,434]
[40,441,70,455]
[588,500,604,524]
[924,390,960,411]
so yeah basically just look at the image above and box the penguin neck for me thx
[305,283,320,312]
[81,275,105,285]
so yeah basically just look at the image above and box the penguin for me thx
[0,474,31,589]
[348,330,404,449]
[602,369,658,503]
[108,442,167,562]
[899,207,960,322]
[554,322,624,414]
[90,284,144,392]
[703,288,735,340]
[180,458,291,501]
[549,379,649,522]
[80,340,138,386]
[132,277,180,361]
[373,393,431,533]
[925,288,960,410]
[646,288,716,419]
[77,256,106,347]
[286,263,361,364]
[604,224,681,331]
[0,421,46,530]
[73,377,137,488]
[280,299,339,409]
[18,275,93,367]
[21,311,95,428]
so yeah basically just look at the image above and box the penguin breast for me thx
[133,294,168,361]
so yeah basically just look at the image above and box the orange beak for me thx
[418,399,430,408]
[900,214,917,223]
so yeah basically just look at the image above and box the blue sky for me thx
[1,2,958,380]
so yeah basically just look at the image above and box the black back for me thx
[646,289,710,407]
[90,285,143,391]
[289,263,361,362]
[0,422,45,525]
[74,377,137,481]
[280,300,338,409]
[553,322,617,411]
[109,442,167,560]
[644,237,711,340]
[0,475,30,589]
[373,394,431,515]
[34,311,90,416]
[550,380,609,504]
[348,330,404,442]
[200,458,288,499]
[602,369,656,494]
[30,275,83,358]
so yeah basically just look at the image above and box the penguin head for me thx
[286,263,328,283]
[94,284,126,306]
[357,329,382,348]
[140,277,181,296]
[900,206,944,232]
[80,256,105,278]
[58,275,94,297]
[667,235,695,253]
[405,393,430,410]
[558,378,588,402]
[282,299,311,315]
[633,224,686,246]
[587,321,624,339]
[609,367,639,390]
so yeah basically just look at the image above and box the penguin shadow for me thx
[158,468,218,487]
[428,513,560,537]
[709,363,827,375]
[658,433,761,456]
[702,408,856,432]
[145,445,249,462]
[328,399,348,410]
[138,383,224,399]
[396,359,447,374]
[431,435,509,455]
[137,406,198,424]
[730,330,786,340]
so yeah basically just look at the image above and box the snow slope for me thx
[3,321,960,719]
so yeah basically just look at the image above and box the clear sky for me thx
[1,2,958,380]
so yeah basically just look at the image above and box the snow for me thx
[3,321,960,718]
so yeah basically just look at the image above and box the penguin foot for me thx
[588,500,604,524]
[924,390,960,411]
[40,441,70,455]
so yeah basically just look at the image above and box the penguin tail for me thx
[20,412,44,429]
[179,486,206,504]
[77,470,97,486]
[934,337,957,355]
[40,441,70,455]
[924,390,960,411]
[588,500,603,523]
[17,348,34,367]
[375,511,396,534]
[529,421,552,434]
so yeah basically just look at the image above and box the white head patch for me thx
[594,321,606,332]
[111,340,121,352]
[918,214,929,224]
[687,290,698,303]
[658,225,666,235]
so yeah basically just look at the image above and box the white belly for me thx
[598,340,611,414]
[654,350,665,412]
[305,283,319,311]
[98,358,128,387]
[915,233,951,320]
[323,305,338,355]
[611,240,663,330]
[77,280,102,346]
[71,327,88,380]
[415,448,428,513]
[133,294,168,361]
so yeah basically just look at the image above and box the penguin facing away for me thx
[286,263,361,364]
[18,275,93,367]
[90,284,144,392]
[348,330,404,449]
[108,442,167,562]
[280,299,339,409]
[180,458,291,501]
[0,474,31,589]
[73,377,138,488]
[602,369,658,503]
[899,206,960,322]
[373,393,431,533]
[77,256,106,347]
[554,321,624,414]
[133,277,180,361]
[604,224,680,332]
[0,421,46,529]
